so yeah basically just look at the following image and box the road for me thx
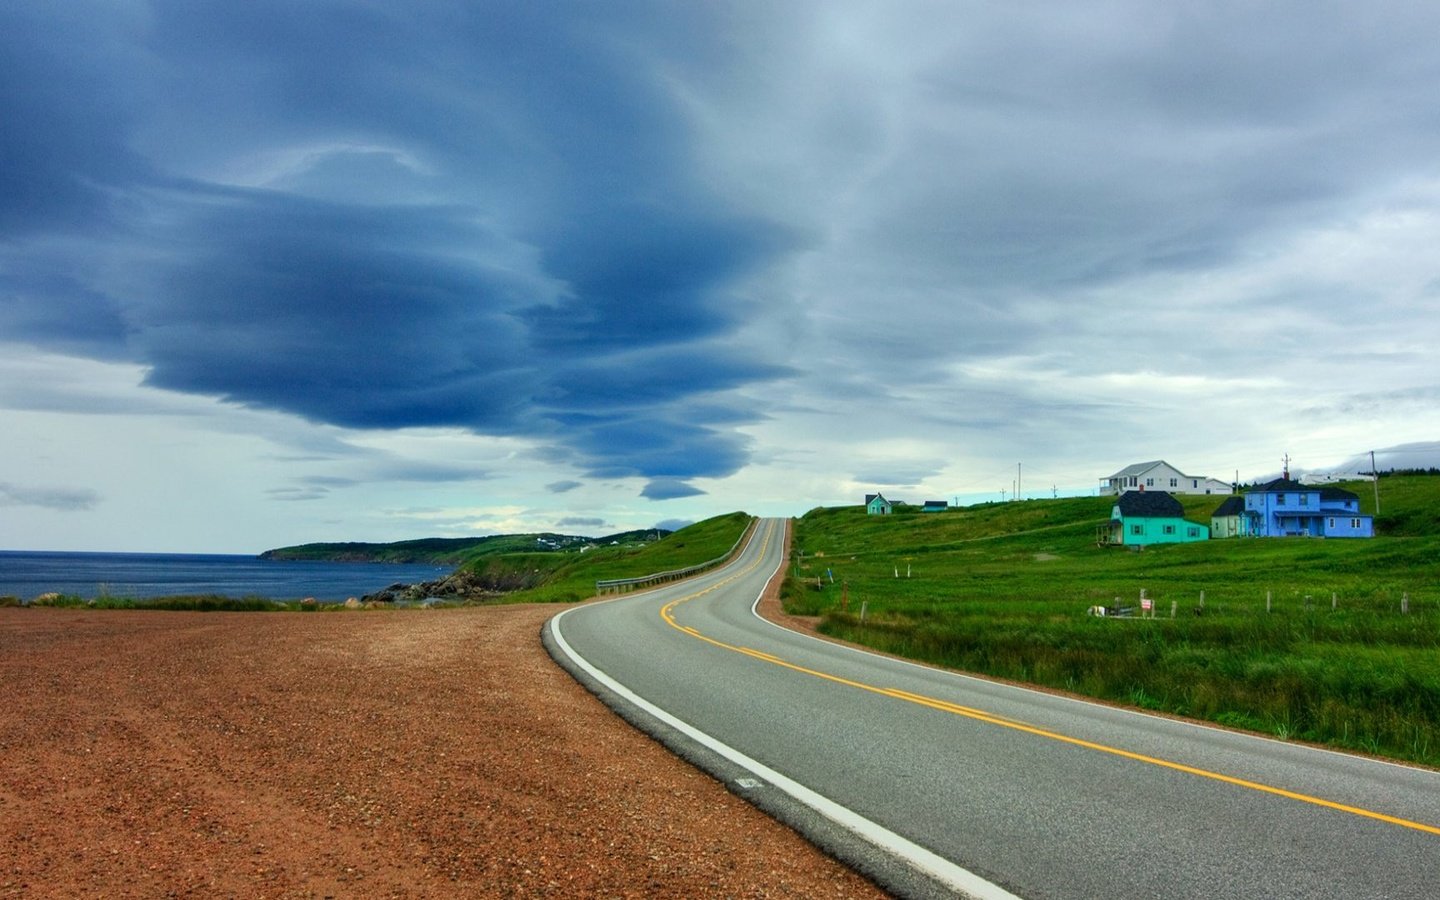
[545,518,1440,899]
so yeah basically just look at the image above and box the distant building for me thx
[921,500,948,513]
[865,493,894,516]
[1103,460,1231,496]
[1243,479,1373,538]
[1101,490,1210,546]
[1299,472,1375,485]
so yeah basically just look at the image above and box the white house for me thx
[1102,460,1231,496]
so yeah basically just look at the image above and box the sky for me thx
[4,2,1440,552]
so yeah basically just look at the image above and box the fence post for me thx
[1170,600,1177,619]
[1332,592,1337,612]
[1266,590,1272,613]
[1402,592,1410,615]
[860,600,868,625]
[1199,590,1205,611]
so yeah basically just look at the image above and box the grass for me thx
[496,512,753,604]
[785,476,1440,767]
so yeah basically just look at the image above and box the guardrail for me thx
[594,517,757,595]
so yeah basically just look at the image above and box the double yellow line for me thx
[659,521,1440,837]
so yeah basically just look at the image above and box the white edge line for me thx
[749,525,1437,777]
[549,520,1022,900]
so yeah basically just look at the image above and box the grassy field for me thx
[784,476,1440,767]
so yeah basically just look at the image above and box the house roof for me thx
[922,499,947,507]
[1249,478,1306,493]
[1211,495,1245,517]
[1319,487,1360,502]
[865,493,889,505]
[1113,490,1184,518]
[1106,460,1169,480]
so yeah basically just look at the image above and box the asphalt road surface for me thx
[546,518,1440,899]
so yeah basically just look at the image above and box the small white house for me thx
[1103,460,1231,496]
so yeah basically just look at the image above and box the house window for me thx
[1163,524,1176,535]
[1170,477,1178,487]
[1276,494,1285,505]
[1300,494,1309,506]
[1328,518,1336,529]
[1192,479,1199,488]
[1146,477,1154,487]
[1187,526,1199,537]
[1130,476,1137,487]
[1130,524,1143,535]
[1351,518,1361,528]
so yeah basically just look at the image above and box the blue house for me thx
[1243,479,1373,538]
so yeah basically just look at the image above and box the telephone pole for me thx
[1371,450,1381,513]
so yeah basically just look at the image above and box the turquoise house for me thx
[865,493,893,515]
[1102,490,1209,546]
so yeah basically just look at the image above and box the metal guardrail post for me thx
[595,517,757,595]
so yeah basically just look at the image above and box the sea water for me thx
[0,551,452,602]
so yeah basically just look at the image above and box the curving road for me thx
[545,518,1440,899]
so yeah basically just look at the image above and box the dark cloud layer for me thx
[0,1,790,499]
[555,516,608,530]
[0,483,101,512]
[7,1,1440,514]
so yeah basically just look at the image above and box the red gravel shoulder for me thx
[0,605,884,898]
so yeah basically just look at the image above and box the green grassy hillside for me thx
[261,529,663,564]
[786,476,1440,767]
[481,512,753,604]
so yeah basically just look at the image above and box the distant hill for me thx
[260,528,668,564]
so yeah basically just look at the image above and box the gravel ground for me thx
[0,603,885,898]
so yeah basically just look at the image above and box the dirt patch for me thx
[0,606,884,898]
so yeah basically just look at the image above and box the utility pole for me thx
[1371,450,1381,514]
[1000,488,1007,502]
[1017,462,1022,501]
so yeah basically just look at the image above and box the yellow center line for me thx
[661,521,1440,838]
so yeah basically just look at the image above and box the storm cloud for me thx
[0,1,792,499]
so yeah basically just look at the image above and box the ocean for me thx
[0,551,453,602]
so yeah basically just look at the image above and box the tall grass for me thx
[26,594,290,611]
